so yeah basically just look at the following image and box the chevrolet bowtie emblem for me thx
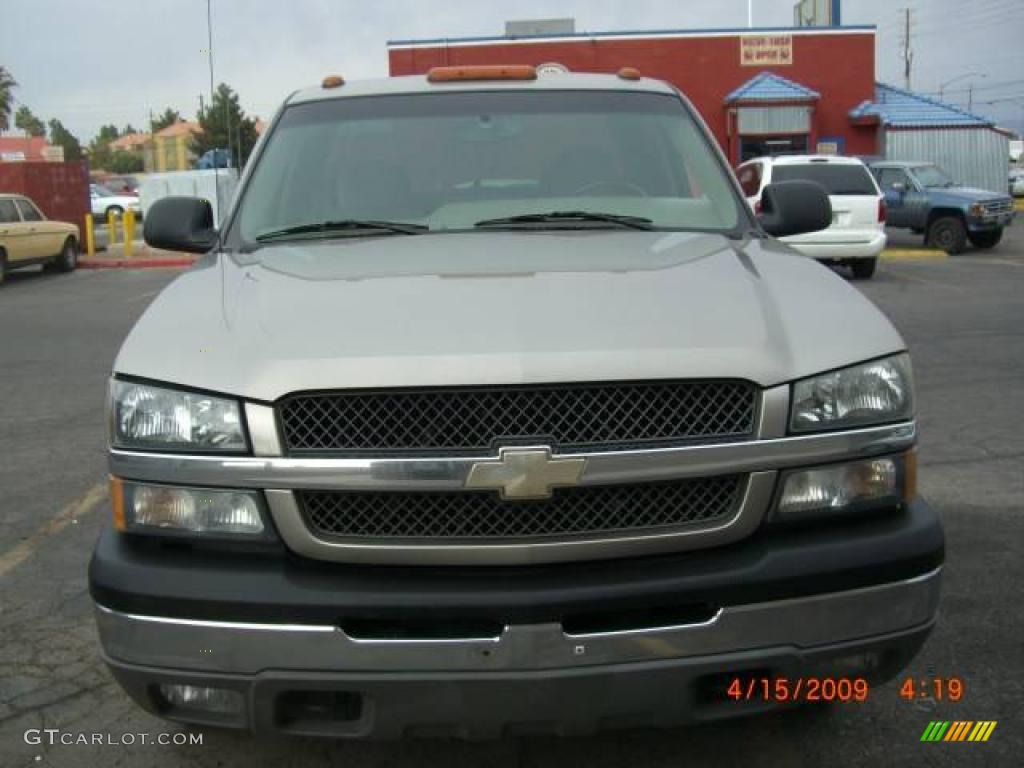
[464,447,587,500]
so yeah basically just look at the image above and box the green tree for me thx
[0,66,17,132]
[108,151,144,174]
[87,124,120,169]
[191,83,258,167]
[14,105,45,137]
[47,118,83,161]
[122,123,138,136]
[150,107,181,133]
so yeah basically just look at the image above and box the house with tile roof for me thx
[151,121,202,172]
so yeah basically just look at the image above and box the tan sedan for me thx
[0,193,80,284]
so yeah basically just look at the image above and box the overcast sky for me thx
[2,0,1022,142]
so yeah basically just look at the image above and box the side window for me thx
[877,169,908,192]
[737,163,762,197]
[0,199,20,223]
[15,199,43,222]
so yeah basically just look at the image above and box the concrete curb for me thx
[79,257,196,270]
[881,249,946,259]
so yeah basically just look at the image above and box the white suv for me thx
[737,155,886,279]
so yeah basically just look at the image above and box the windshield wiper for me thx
[255,219,427,242]
[474,211,655,231]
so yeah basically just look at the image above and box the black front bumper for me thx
[90,499,943,625]
[90,500,943,738]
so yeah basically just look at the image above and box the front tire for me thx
[105,205,124,219]
[927,216,967,254]
[850,257,878,280]
[0,249,7,285]
[967,229,1003,249]
[54,238,78,273]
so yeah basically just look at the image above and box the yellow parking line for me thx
[0,482,107,578]
[881,249,947,259]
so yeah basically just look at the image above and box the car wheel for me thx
[850,257,877,280]
[54,238,78,273]
[0,249,7,285]
[967,229,1003,249]
[927,216,967,254]
[105,205,124,219]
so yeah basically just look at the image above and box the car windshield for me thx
[912,165,955,188]
[232,90,744,246]
[770,163,877,196]
[93,185,116,197]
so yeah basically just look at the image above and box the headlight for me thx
[968,202,984,217]
[110,380,247,452]
[111,478,271,539]
[774,453,914,522]
[790,354,913,433]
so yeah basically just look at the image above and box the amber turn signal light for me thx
[109,475,126,531]
[427,65,537,82]
[321,75,345,89]
[617,67,642,80]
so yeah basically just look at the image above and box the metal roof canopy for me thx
[849,83,992,129]
[726,72,821,104]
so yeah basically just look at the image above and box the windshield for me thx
[770,163,878,196]
[912,165,955,188]
[231,90,744,246]
[93,185,116,197]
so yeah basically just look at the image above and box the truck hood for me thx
[928,186,1011,204]
[114,231,905,400]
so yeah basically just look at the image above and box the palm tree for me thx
[0,66,17,132]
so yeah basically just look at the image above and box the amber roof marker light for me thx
[321,75,345,89]
[427,65,538,83]
[617,67,642,81]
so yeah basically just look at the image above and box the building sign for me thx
[1,151,26,162]
[41,146,64,162]
[740,34,793,66]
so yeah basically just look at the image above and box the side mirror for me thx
[143,196,218,253]
[891,181,907,194]
[758,180,832,238]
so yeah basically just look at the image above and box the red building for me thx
[388,25,878,165]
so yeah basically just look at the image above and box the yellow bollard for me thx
[123,210,135,258]
[106,209,119,248]
[84,214,95,257]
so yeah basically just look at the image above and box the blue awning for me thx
[725,72,820,104]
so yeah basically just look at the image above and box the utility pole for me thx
[206,0,220,221]
[901,8,913,90]
[968,84,974,112]
[747,0,753,29]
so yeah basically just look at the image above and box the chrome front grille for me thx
[278,380,758,455]
[299,475,745,541]
[982,199,1013,216]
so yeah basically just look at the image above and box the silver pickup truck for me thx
[90,68,942,739]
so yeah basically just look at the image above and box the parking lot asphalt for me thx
[0,225,1021,767]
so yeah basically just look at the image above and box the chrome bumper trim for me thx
[94,567,941,676]
[108,421,916,492]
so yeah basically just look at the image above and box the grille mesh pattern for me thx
[299,475,744,540]
[279,381,756,454]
